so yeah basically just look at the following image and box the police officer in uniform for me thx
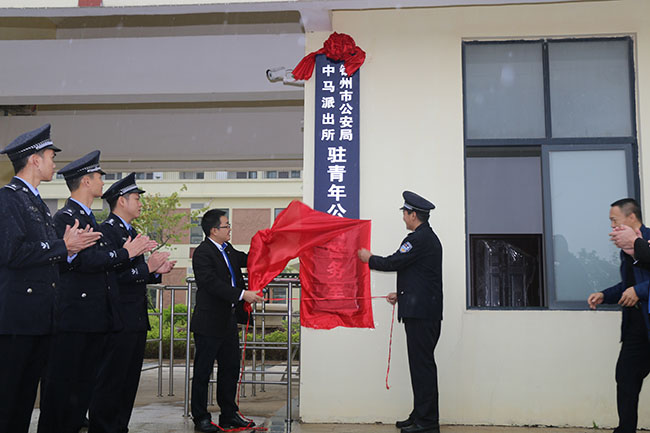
[37,151,155,433]
[358,191,443,433]
[0,124,101,433]
[90,172,175,433]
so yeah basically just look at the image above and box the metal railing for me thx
[173,276,300,425]
[237,277,300,426]
[143,284,165,397]
[145,277,300,426]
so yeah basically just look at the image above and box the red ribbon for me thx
[292,32,366,81]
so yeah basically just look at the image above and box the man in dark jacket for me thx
[0,124,101,433]
[358,191,443,433]
[89,172,175,433]
[589,198,650,433]
[37,151,155,433]
[190,209,263,433]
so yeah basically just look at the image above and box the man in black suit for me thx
[89,172,176,433]
[358,191,443,433]
[0,124,101,433]
[191,209,264,433]
[38,151,155,433]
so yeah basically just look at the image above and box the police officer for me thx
[37,151,155,433]
[90,172,175,433]
[0,124,101,433]
[358,191,443,433]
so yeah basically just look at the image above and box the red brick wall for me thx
[231,208,271,246]
[160,267,188,307]
[171,208,191,245]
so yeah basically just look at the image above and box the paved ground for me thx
[27,363,606,433]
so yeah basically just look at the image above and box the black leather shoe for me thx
[396,418,414,428]
[401,423,440,433]
[219,413,256,429]
[194,418,219,433]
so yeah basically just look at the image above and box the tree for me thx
[132,185,207,250]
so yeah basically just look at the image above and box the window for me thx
[134,172,161,180]
[226,171,257,179]
[265,171,278,179]
[103,172,123,181]
[180,171,204,180]
[274,208,286,220]
[463,37,637,309]
[290,170,301,179]
[190,205,229,244]
[190,203,206,245]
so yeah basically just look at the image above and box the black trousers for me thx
[89,331,147,433]
[37,332,107,433]
[614,307,650,433]
[404,317,441,427]
[0,335,50,433]
[191,329,240,424]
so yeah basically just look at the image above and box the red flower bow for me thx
[292,32,366,81]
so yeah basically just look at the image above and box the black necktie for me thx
[89,212,97,228]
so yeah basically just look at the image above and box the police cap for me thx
[101,172,145,201]
[0,124,61,162]
[400,190,435,213]
[58,150,106,181]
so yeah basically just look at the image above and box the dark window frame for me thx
[541,143,636,310]
[462,36,639,310]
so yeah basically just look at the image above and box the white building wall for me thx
[300,0,650,427]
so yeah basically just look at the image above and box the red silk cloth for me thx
[292,32,366,81]
[248,200,373,329]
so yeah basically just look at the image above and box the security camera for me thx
[266,67,305,87]
[266,67,287,82]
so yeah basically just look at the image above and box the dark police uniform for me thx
[600,224,650,433]
[90,173,161,433]
[0,124,66,433]
[38,151,130,433]
[367,191,443,433]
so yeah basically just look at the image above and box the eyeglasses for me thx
[217,224,231,229]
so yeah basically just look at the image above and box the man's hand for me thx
[619,286,639,307]
[610,225,641,253]
[386,292,398,305]
[63,219,102,255]
[358,248,372,263]
[156,260,176,274]
[588,292,604,310]
[124,234,156,258]
[242,290,264,304]
[147,251,170,273]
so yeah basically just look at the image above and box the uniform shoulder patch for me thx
[3,183,18,191]
[399,241,413,253]
[62,208,74,217]
[106,218,115,226]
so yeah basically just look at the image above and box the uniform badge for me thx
[131,268,138,275]
[399,242,413,253]
[41,241,50,250]
[109,251,116,258]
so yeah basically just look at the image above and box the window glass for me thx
[549,40,632,138]
[546,148,628,303]
[465,42,545,139]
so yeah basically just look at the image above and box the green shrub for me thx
[144,306,300,360]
